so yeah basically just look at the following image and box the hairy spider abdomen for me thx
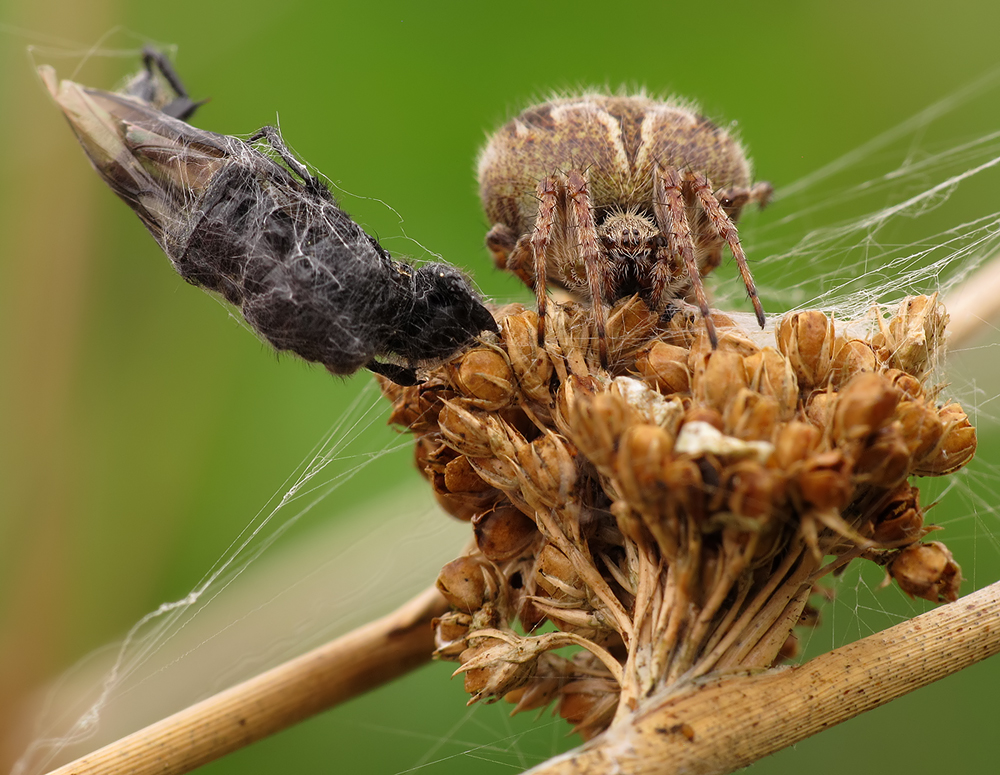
[478,94,754,239]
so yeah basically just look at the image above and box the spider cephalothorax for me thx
[478,93,772,362]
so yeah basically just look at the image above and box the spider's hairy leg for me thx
[653,165,718,349]
[247,125,331,200]
[688,170,766,330]
[523,175,560,347]
[565,169,608,368]
[750,180,774,209]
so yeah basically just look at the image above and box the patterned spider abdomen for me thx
[478,94,754,239]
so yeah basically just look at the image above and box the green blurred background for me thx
[3,0,1000,772]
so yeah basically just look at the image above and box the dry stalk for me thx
[42,586,447,775]
[524,577,1000,775]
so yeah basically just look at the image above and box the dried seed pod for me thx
[872,482,927,545]
[506,654,569,714]
[691,350,749,413]
[604,295,662,361]
[914,402,977,475]
[438,399,493,458]
[450,347,515,407]
[744,347,799,418]
[724,388,781,441]
[873,295,948,377]
[662,457,707,522]
[474,503,540,561]
[558,678,619,740]
[634,341,691,394]
[467,454,521,492]
[458,634,542,702]
[385,381,450,432]
[502,309,554,403]
[431,454,501,520]
[535,543,586,602]
[804,390,838,431]
[831,372,900,443]
[615,423,675,509]
[441,454,488,492]
[560,376,682,472]
[432,482,501,522]
[413,433,452,480]
[772,421,822,470]
[436,555,500,613]
[895,400,945,461]
[889,541,962,603]
[796,450,853,511]
[723,460,779,520]
[516,432,577,513]
[433,612,472,659]
[883,368,925,400]
[831,337,878,386]
[659,305,701,347]
[776,310,835,389]
[853,424,912,489]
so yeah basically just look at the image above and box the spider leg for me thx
[653,166,718,348]
[750,181,774,209]
[247,126,331,200]
[688,171,766,330]
[524,175,560,347]
[565,169,608,367]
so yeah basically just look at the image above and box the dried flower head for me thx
[383,294,974,740]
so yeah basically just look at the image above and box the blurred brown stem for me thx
[44,586,447,775]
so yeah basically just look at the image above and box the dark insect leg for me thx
[524,175,560,347]
[247,126,330,200]
[141,47,202,120]
[565,169,609,367]
[688,171,765,330]
[365,359,420,386]
[653,166,718,348]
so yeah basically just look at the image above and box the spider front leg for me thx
[565,169,609,367]
[688,170,766,329]
[506,175,561,347]
[653,165,718,348]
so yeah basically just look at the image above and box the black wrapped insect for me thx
[40,51,497,386]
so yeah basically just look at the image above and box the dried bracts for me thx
[40,56,496,385]
[382,295,975,739]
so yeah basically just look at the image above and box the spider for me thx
[478,94,772,363]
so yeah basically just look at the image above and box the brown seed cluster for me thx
[380,293,974,739]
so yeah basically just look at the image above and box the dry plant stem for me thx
[44,586,448,775]
[525,578,1000,775]
[944,249,1000,347]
